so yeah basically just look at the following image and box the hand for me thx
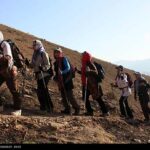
[110,83,115,87]
[25,58,30,66]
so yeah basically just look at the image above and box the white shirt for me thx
[116,73,132,97]
[1,41,14,68]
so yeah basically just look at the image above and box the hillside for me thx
[0,24,150,144]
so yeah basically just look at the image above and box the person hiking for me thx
[76,51,109,116]
[53,47,80,115]
[112,65,134,119]
[134,72,150,122]
[0,31,22,116]
[30,40,53,113]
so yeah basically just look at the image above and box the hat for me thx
[33,40,43,50]
[0,31,4,43]
[115,65,124,70]
[134,72,141,75]
[54,47,62,53]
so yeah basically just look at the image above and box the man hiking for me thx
[76,51,109,116]
[0,31,22,116]
[53,47,80,115]
[29,40,53,113]
[134,72,150,122]
[112,65,134,120]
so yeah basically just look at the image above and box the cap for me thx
[54,47,62,53]
[134,72,141,75]
[115,65,124,70]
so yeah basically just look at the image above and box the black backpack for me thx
[94,61,105,82]
[125,73,133,88]
[0,39,25,68]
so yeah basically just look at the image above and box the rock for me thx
[133,139,142,143]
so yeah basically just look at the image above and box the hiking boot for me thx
[73,109,80,116]
[11,110,22,116]
[61,109,71,115]
[47,108,54,114]
[0,106,3,112]
[143,118,149,123]
[84,111,93,116]
[40,106,46,111]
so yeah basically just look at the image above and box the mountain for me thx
[116,59,150,75]
[0,24,150,144]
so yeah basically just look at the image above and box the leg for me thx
[60,89,71,112]
[119,96,127,117]
[43,76,54,111]
[0,75,5,106]
[85,89,93,115]
[96,96,108,114]
[6,77,22,110]
[67,89,80,114]
[139,95,149,121]
[124,97,134,119]
[37,79,47,110]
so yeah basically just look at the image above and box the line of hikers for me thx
[0,31,149,123]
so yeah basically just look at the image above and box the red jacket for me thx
[81,51,92,86]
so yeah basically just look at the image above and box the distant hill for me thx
[116,59,150,75]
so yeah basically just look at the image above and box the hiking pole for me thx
[84,77,88,113]
[40,70,53,113]
[58,68,71,112]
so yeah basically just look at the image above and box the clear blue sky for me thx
[1,0,150,63]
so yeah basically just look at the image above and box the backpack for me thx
[94,61,105,82]
[125,73,133,88]
[67,58,75,78]
[0,39,25,68]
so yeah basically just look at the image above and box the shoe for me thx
[40,106,46,111]
[61,109,71,115]
[47,108,53,114]
[144,119,149,123]
[73,109,80,116]
[11,110,22,116]
[84,112,93,116]
[0,106,3,112]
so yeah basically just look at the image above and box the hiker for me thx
[53,47,80,115]
[0,31,22,116]
[112,65,134,119]
[30,40,53,113]
[76,51,109,116]
[134,72,150,122]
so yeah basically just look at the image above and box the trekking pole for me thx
[40,70,53,113]
[58,68,70,107]
[84,77,88,112]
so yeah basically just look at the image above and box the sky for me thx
[1,0,150,63]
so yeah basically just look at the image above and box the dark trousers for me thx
[61,89,80,111]
[139,95,150,120]
[119,96,133,118]
[85,89,108,114]
[82,86,85,101]
[0,75,22,110]
[37,76,53,111]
